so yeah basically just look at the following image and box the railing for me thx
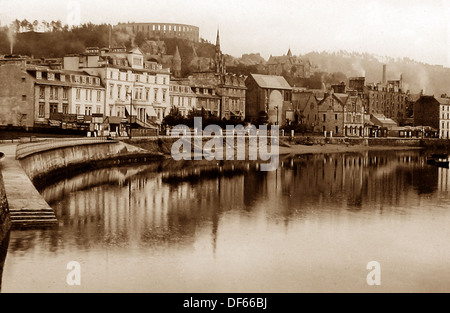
[16,137,117,159]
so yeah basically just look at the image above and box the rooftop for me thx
[250,74,292,90]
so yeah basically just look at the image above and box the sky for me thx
[1,0,449,67]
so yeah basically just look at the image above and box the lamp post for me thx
[274,105,279,126]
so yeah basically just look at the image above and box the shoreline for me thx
[277,144,424,155]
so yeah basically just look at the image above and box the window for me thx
[47,73,55,81]
[50,104,58,113]
[39,86,45,99]
[146,88,150,100]
[22,95,27,101]
[154,89,158,102]
[135,74,140,82]
[76,105,81,115]
[85,106,92,116]
[125,86,130,100]
[63,88,68,100]
[60,75,66,82]
[82,76,86,84]
[110,84,114,99]
[39,103,45,118]
[96,106,101,114]
[97,91,101,102]
[335,114,338,120]
[118,85,122,99]
[85,89,88,101]
[335,126,339,134]
[63,103,68,114]
[323,114,326,122]
[36,72,42,79]
[162,89,166,102]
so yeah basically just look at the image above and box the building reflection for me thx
[6,150,444,254]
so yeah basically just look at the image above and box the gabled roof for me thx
[371,113,398,128]
[333,93,349,104]
[250,74,292,90]
[293,92,316,111]
[128,47,145,55]
[318,92,348,106]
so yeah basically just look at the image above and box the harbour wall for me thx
[0,170,11,286]
[18,141,166,188]
[0,171,10,240]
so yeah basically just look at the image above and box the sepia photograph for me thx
[0,0,450,298]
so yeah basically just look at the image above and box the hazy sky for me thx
[1,0,449,67]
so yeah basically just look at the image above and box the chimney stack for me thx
[382,64,387,84]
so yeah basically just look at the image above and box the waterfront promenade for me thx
[0,143,57,227]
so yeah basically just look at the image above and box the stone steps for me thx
[9,208,57,227]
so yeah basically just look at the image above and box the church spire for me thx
[174,45,181,61]
[287,48,292,57]
[216,28,221,52]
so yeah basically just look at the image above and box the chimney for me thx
[382,64,387,84]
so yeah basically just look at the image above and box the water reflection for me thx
[4,150,450,292]
[9,150,445,253]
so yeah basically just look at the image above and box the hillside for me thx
[1,21,449,95]
[302,51,450,95]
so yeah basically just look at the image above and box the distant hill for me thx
[2,22,449,95]
[301,51,450,95]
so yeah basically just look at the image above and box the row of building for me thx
[0,29,448,138]
[0,30,246,136]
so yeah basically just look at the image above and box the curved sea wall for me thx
[19,141,166,186]
[0,171,11,278]
[0,171,10,239]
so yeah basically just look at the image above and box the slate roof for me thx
[250,74,292,90]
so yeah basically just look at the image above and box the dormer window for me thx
[47,73,55,81]
[36,71,42,79]
[60,75,66,82]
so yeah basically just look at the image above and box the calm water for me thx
[2,150,450,293]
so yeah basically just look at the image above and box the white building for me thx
[439,98,450,139]
[63,47,171,132]
[25,65,106,132]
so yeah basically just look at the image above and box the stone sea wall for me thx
[19,141,165,187]
[0,171,11,247]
